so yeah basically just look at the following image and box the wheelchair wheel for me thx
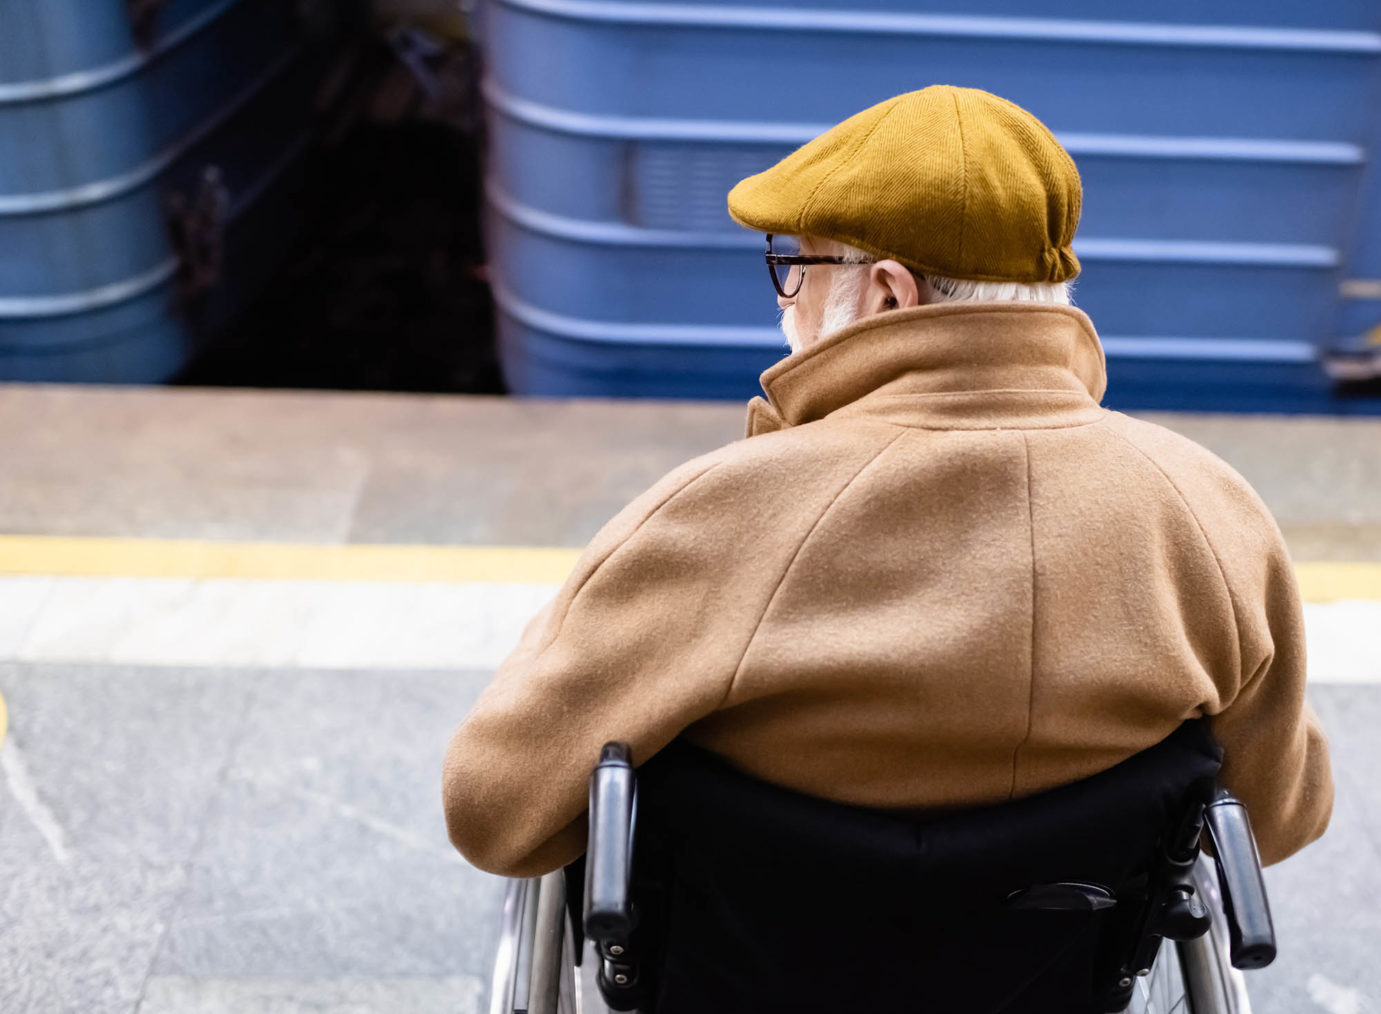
[1124,857,1253,1014]
[1127,938,1191,1014]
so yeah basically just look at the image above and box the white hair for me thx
[925,274,1073,305]
[816,237,1073,306]
[779,238,1072,353]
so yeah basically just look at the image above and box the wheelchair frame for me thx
[492,741,1274,1014]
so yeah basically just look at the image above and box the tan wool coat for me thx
[443,302,1333,877]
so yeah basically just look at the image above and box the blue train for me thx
[0,0,328,382]
[478,0,1381,413]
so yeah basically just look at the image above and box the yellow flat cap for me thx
[728,86,1081,284]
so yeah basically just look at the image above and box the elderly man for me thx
[443,86,1331,879]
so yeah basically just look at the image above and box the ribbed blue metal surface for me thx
[581,0,1381,31]
[1337,149,1381,370]
[0,0,319,382]
[481,0,1381,413]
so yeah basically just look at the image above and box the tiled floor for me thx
[0,387,745,547]
[2,386,1379,556]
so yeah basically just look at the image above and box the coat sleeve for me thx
[441,452,777,877]
[1206,520,1333,866]
[1106,414,1334,866]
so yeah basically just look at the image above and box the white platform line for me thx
[0,576,1376,683]
[0,576,553,672]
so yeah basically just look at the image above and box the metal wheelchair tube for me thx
[529,872,569,1014]
[1204,793,1277,970]
[511,878,542,1013]
[585,742,636,941]
[1180,857,1254,1014]
[490,879,529,1014]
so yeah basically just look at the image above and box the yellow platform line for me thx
[0,536,582,585]
[0,535,1377,601]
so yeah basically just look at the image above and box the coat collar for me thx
[745,303,1108,437]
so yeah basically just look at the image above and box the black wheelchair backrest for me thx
[573,720,1274,1014]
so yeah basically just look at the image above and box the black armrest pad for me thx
[585,742,636,942]
[1205,793,1277,969]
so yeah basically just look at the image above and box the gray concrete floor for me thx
[0,386,745,548]
[0,661,1375,1014]
[0,662,496,1014]
[1,384,1379,1012]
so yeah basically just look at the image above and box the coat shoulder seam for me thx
[538,457,726,655]
[1099,423,1246,670]
[718,429,910,710]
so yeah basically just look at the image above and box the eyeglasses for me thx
[764,234,873,299]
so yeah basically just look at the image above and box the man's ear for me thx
[866,260,922,314]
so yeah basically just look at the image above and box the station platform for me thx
[0,383,1378,1013]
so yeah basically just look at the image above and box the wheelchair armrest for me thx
[1204,791,1277,969]
[584,742,636,943]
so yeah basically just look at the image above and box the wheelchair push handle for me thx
[1205,791,1277,969]
[585,742,636,941]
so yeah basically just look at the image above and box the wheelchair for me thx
[491,721,1274,1013]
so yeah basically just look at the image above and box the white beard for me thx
[779,304,803,354]
[780,270,866,354]
[821,269,867,337]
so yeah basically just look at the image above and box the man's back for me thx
[443,303,1332,877]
